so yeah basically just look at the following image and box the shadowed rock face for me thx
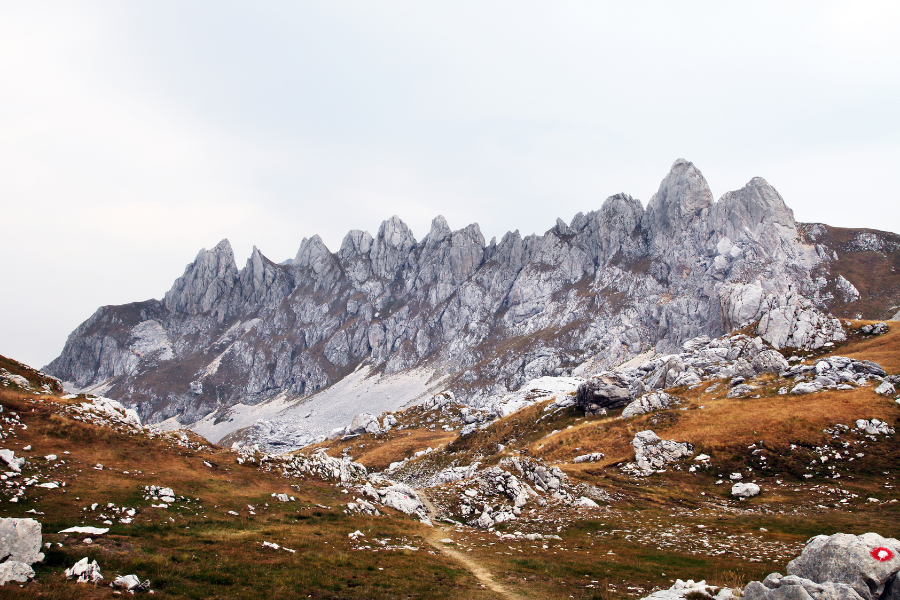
[44,159,900,445]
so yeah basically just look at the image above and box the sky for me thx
[1,1,898,369]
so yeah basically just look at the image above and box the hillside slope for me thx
[5,319,899,598]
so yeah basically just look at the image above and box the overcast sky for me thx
[2,1,898,369]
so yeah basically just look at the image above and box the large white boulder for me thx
[786,532,900,600]
[640,578,736,599]
[875,381,896,397]
[751,350,790,375]
[622,392,677,419]
[731,482,761,498]
[0,518,43,566]
[349,413,381,435]
[631,430,693,474]
[378,484,424,515]
[0,562,34,585]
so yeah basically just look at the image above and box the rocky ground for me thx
[1,316,899,598]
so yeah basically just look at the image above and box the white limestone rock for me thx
[757,297,846,350]
[786,532,900,600]
[875,381,896,397]
[641,578,736,599]
[0,450,24,473]
[573,452,605,464]
[377,484,424,516]
[622,392,677,418]
[751,350,790,375]
[731,482,761,498]
[855,419,894,436]
[835,275,861,302]
[0,561,34,585]
[65,557,103,584]
[630,430,693,475]
[572,496,599,508]
[0,518,43,566]
[792,381,823,395]
[349,413,381,436]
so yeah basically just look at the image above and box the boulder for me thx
[622,392,677,418]
[732,358,758,379]
[113,574,150,592]
[576,374,632,416]
[855,419,894,436]
[742,575,864,600]
[0,518,44,566]
[752,350,790,374]
[792,382,823,395]
[377,484,424,515]
[786,532,900,600]
[0,450,24,473]
[573,452,606,464]
[732,482,761,498]
[727,384,757,398]
[349,413,381,435]
[640,578,736,599]
[631,430,693,474]
[0,562,34,586]
[572,496,599,508]
[757,298,846,350]
[875,381,896,397]
[860,323,888,335]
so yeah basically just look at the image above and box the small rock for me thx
[65,557,103,584]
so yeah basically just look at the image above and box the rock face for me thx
[744,532,900,600]
[43,159,899,450]
[0,518,44,585]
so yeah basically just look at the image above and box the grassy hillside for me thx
[0,321,897,599]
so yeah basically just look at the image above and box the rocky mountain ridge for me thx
[45,159,900,449]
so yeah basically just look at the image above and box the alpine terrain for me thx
[0,158,899,597]
[43,159,900,451]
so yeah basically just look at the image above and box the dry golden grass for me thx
[334,428,458,471]
[0,392,496,600]
[829,319,900,374]
[530,382,899,468]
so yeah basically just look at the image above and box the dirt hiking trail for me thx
[418,490,528,600]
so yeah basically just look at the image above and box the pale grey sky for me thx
[2,1,898,369]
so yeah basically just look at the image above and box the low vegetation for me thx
[0,321,897,598]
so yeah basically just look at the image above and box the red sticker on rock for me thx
[871,547,894,562]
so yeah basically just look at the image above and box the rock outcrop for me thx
[757,296,846,349]
[626,430,694,476]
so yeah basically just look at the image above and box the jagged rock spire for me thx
[711,177,797,245]
[164,239,238,316]
[643,158,714,245]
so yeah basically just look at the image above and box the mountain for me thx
[44,159,900,449]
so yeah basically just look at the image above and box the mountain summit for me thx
[45,160,900,449]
